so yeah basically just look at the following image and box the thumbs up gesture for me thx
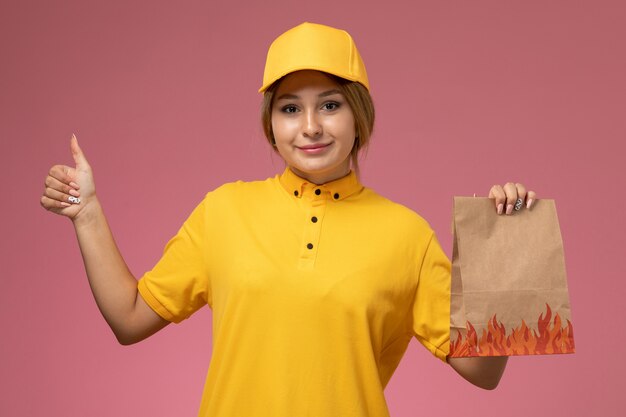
[41,134,96,220]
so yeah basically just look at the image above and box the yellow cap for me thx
[259,22,370,93]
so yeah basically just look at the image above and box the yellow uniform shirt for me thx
[138,168,451,417]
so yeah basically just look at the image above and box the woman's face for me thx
[271,70,356,185]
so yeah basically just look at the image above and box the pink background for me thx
[2,0,624,415]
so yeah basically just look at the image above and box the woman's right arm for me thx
[41,135,169,345]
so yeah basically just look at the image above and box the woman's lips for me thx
[297,143,332,154]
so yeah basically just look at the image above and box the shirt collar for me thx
[279,167,363,201]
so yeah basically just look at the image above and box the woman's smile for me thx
[296,142,333,154]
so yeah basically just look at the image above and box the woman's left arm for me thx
[447,182,536,389]
[447,356,508,390]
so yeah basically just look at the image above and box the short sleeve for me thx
[411,232,451,362]
[137,195,211,323]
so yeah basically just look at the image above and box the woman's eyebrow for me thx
[275,89,343,101]
[276,93,299,101]
[318,89,342,98]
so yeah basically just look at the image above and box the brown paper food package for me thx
[449,197,575,357]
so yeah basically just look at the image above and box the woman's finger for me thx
[514,183,527,212]
[48,164,78,187]
[44,186,80,205]
[503,182,518,215]
[526,190,537,209]
[70,134,90,169]
[44,175,80,197]
[40,195,71,211]
[488,185,506,214]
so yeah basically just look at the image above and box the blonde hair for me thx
[260,74,375,177]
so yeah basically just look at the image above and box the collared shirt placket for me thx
[298,185,327,270]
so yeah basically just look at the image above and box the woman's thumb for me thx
[70,133,88,167]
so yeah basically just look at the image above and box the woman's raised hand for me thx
[40,134,169,344]
[488,182,536,215]
[40,134,96,220]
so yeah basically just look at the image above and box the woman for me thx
[41,22,535,417]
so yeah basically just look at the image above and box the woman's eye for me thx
[282,105,298,113]
[322,102,339,111]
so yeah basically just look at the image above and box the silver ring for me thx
[514,198,523,211]
[68,196,81,204]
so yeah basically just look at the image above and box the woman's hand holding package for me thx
[489,182,536,215]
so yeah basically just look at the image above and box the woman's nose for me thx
[303,109,322,138]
